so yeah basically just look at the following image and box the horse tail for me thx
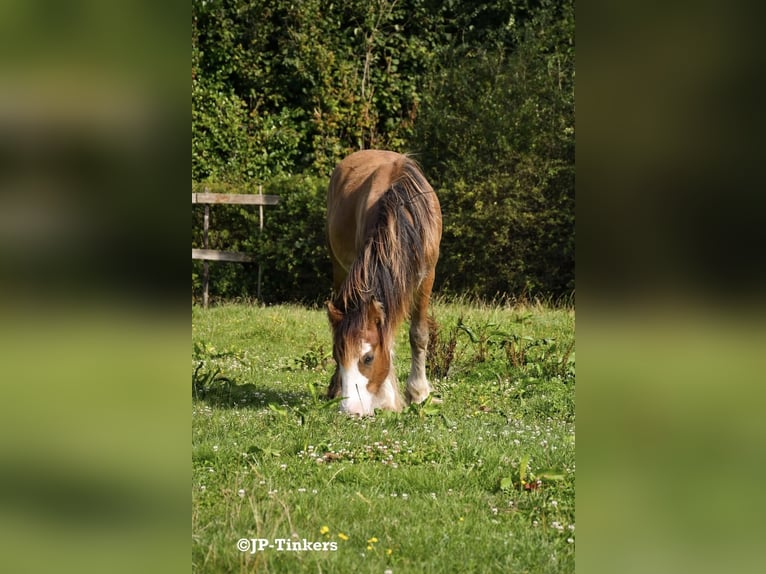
[389,159,441,265]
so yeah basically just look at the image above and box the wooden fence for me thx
[192,188,280,307]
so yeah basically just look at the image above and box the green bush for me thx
[435,169,574,299]
[254,175,332,303]
[413,3,574,300]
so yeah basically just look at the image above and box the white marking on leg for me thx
[378,351,400,411]
[406,346,431,403]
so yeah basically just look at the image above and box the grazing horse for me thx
[326,150,442,415]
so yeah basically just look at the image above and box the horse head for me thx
[326,299,402,415]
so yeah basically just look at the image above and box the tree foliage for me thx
[192,0,574,303]
[415,2,574,297]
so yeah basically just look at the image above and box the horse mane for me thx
[333,158,439,341]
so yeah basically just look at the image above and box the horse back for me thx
[327,150,412,271]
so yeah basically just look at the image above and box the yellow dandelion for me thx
[459,517,464,522]
[367,537,378,544]
[367,545,373,550]
[386,548,393,556]
[338,532,349,541]
[320,525,329,535]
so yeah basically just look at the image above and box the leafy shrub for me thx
[413,3,574,299]
[433,169,574,299]
[254,174,332,303]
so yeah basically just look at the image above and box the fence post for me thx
[203,204,210,308]
[257,184,264,301]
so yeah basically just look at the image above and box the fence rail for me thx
[192,192,280,206]
[191,249,256,263]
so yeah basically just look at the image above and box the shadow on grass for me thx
[192,367,315,409]
[192,380,311,408]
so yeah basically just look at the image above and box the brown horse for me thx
[326,150,442,415]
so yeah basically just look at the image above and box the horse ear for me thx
[368,299,386,327]
[326,301,343,326]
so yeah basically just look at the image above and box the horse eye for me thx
[363,354,374,366]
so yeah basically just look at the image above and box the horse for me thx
[326,150,442,415]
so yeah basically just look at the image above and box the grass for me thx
[192,299,575,573]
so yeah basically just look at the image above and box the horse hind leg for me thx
[405,271,436,404]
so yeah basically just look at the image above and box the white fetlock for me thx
[406,377,432,404]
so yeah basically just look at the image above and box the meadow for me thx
[192,299,575,573]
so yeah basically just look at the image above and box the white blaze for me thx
[339,342,376,416]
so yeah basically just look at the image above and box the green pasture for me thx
[192,300,575,573]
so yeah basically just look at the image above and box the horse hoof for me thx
[406,389,437,405]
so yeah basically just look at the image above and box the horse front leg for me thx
[405,271,435,404]
[327,249,347,400]
[327,364,342,399]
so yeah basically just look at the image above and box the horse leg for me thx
[327,365,342,399]
[327,250,346,399]
[405,270,435,404]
